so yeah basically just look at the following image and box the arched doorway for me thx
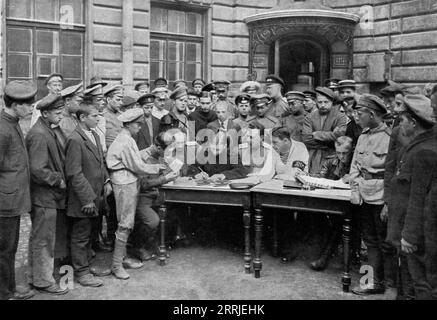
[276,37,330,91]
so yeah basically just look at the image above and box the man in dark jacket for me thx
[135,93,160,150]
[65,103,113,287]
[188,92,218,136]
[386,94,437,300]
[0,81,37,300]
[26,93,69,295]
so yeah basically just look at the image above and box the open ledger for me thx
[296,175,351,190]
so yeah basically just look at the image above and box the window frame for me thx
[150,1,209,86]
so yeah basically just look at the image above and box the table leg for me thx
[273,212,278,257]
[253,208,263,278]
[342,213,351,292]
[243,208,251,274]
[159,204,167,266]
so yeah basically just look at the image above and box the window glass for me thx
[62,56,82,78]
[7,0,32,19]
[61,32,82,55]
[35,0,56,21]
[7,28,32,52]
[8,54,32,78]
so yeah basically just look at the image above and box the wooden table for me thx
[251,180,353,292]
[158,181,253,273]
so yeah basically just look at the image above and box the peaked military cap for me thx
[202,82,216,93]
[213,80,231,88]
[45,73,63,85]
[61,82,83,98]
[303,90,317,100]
[86,76,108,89]
[37,93,64,111]
[138,93,156,105]
[240,81,261,93]
[4,80,37,101]
[134,81,150,91]
[83,84,103,97]
[337,80,357,90]
[192,78,205,87]
[103,84,124,97]
[285,91,306,100]
[169,86,188,100]
[315,86,335,101]
[152,87,170,95]
[324,78,340,89]
[173,79,186,89]
[235,94,251,105]
[380,80,405,96]
[356,94,387,114]
[117,108,144,123]
[403,94,435,125]
[250,93,271,108]
[265,75,285,88]
[154,77,168,87]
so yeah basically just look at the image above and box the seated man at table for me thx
[128,132,179,262]
[309,136,354,271]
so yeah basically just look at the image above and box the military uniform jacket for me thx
[349,122,391,205]
[26,118,66,209]
[345,118,362,147]
[159,110,188,134]
[280,111,306,142]
[103,108,123,148]
[247,115,280,130]
[265,97,287,118]
[386,129,437,254]
[318,154,351,180]
[65,125,109,218]
[0,111,31,217]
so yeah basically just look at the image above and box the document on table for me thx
[296,175,351,189]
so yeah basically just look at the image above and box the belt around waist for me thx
[361,171,385,180]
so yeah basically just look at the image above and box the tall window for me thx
[150,5,204,86]
[6,0,85,99]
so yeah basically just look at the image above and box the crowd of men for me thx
[0,72,436,300]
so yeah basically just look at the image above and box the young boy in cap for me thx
[106,108,166,279]
[213,80,238,119]
[349,94,396,295]
[65,103,113,287]
[303,90,317,114]
[29,73,64,129]
[192,79,205,94]
[160,87,189,134]
[135,93,161,150]
[26,94,69,295]
[280,91,307,142]
[233,94,252,130]
[265,75,287,118]
[0,80,37,300]
[151,87,170,120]
[386,94,437,300]
[187,91,218,135]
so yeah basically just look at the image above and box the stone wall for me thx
[325,0,437,91]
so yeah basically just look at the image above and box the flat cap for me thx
[303,90,317,100]
[250,93,271,108]
[337,80,357,90]
[240,81,261,93]
[103,84,124,97]
[357,94,387,114]
[117,108,144,124]
[265,75,285,88]
[315,86,335,101]
[121,90,140,108]
[83,84,103,97]
[37,93,64,111]
[86,76,108,89]
[324,78,340,89]
[45,73,63,85]
[138,93,156,105]
[285,91,306,100]
[169,86,188,100]
[235,94,251,105]
[134,81,150,91]
[192,79,205,87]
[173,79,186,89]
[61,82,83,98]
[154,77,168,87]
[202,82,216,93]
[152,87,170,95]
[403,94,435,125]
[380,80,405,96]
[4,80,37,101]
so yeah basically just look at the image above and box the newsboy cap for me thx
[37,93,64,111]
[285,91,306,100]
[45,73,63,85]
[315,87,335,101]
[356,94,387,114]
[235,94,251,105]
[117,108,144,124]
[61,82,83,99]
[265,75,285,88]
[4,80,37,101]
[403,94,435,125]
[169,86,188,100]
[138,93,155,105]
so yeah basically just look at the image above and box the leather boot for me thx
[111,239,130,280]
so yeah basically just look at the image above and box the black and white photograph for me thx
[0,0,436,307]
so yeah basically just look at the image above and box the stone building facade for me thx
[0,0,436,101]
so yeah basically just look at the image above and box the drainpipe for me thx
[122,0,134,88]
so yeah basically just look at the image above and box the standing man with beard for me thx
[386,94,437,300]
[26,94,69,295]
[188,91,218,135]
[280,91,307,142]
[265,75,287,118]
[0,81,37,300]
[302,87,348,174]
